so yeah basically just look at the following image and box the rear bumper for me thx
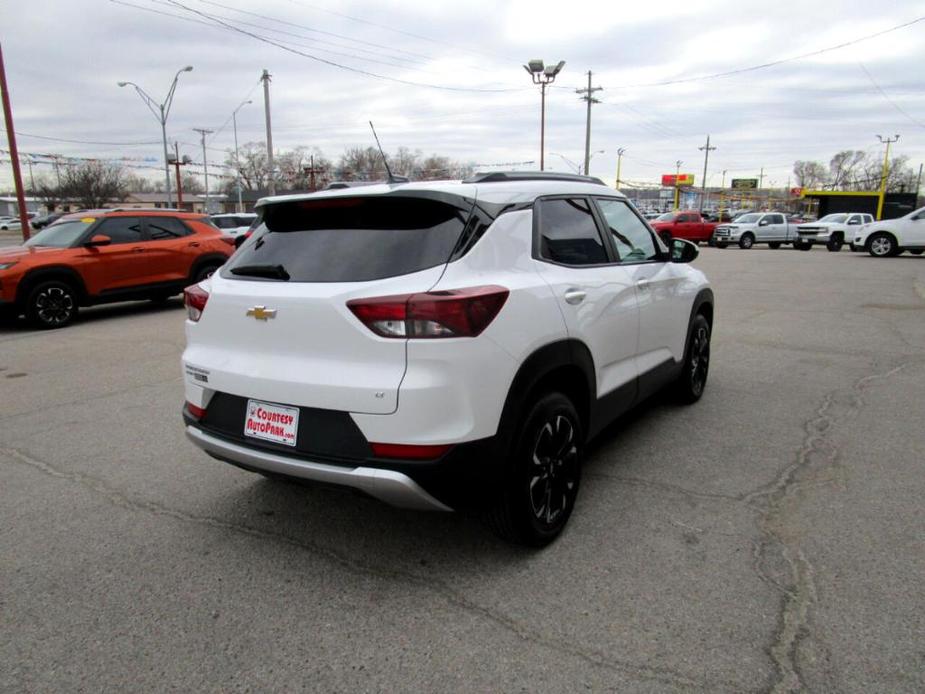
[186,425,453,511]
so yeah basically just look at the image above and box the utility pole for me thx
[231,99,251,213]
[261,69,275,195]
[916,163,923,201]
[173,143,183,207]
[576,70,603,175]
[194,128,213,213]
[876,134,900,220]
[303,154,326,192]
[0,42,31,241]
[698,135,716,213]
[615,147,625,189]
[674,160,683,211]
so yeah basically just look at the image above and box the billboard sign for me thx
[661,173,695,187]
[731,178,758,190]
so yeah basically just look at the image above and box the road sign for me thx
[661,173,695,187]
[731,178,758,190]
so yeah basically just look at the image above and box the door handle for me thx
[188,241,200,247]
[564,289,587,305]
[636,279,650,291]
[131,247,146,253]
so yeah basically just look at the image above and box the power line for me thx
[858,62,925,130]
[161,0,524,93]
[610,15,925,88]
[4,130,161,146]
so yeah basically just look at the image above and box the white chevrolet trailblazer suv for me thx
[851,205,925,257]
[181,172,714,546]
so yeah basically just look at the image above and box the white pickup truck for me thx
[712,212,800,249]
[794,213,873,252]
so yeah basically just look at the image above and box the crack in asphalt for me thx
[745,361,913,694]
[1,445,738,692]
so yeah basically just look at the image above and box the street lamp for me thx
[523,59,565,171]
[118,65,193,208]
[232,99,252,213]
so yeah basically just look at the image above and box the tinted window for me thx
[97,217,144,245]
[147,217,191,239]
[768,214,785,224]
[595,198,658,263]
[224,196,469,282]
[212,217,237,229]
[537,198,607,265]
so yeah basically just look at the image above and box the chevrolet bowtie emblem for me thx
[246,306,277,321]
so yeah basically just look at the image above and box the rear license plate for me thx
[244,399,299,447]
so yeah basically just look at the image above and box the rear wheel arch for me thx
[684,288,714,353]
[497,340,595,449]
[188,253,229,283]
[16,267,88,307]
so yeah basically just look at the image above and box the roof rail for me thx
[463,171,607,186]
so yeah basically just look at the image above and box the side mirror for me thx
[758,219,770,226]
[670,238,699,263]
[85,234,111,247]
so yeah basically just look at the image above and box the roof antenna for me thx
[369,121,407,184]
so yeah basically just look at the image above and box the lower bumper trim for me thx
[185,425,453,512]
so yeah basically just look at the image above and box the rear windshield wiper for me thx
[230,264,290,280]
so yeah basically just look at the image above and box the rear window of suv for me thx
[224,195,471,282]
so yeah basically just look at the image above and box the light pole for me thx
[674,160,683,211]
[194,128,214,213]
[876,134,899,220]
[615,147,626,189]
[698,135,716,213]
[523,59,565,171]
[232,99,252,213]
[118,65,193,208]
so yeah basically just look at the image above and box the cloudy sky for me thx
[2,0,924,191]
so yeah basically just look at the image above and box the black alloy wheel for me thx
[27,280,78,329]
[827,235,843,252]
[676,314,711,404]
[488,392,582,547]
[716,242,728,249]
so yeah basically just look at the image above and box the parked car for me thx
[0,217,22,231]
[852,206,925,257]
[211,213,257,240]
[30,212,66,229]
[713,212,800,249]
[795,213,873,252]
[0,210,234,328]
[650,210,718,245]
[180,172,714,546]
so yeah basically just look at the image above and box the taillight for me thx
[347,285,509,338]
[184,284,209,322]
[186,402,206,420]
[370,442,454,460]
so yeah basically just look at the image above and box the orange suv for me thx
[0,209,234,328]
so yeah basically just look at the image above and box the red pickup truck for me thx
[650,211,718,244]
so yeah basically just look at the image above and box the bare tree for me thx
[828,150,867,190]
[60,161,128,209]
[224,142,269,191]
[793,160,828,189]
[33,174,66,211]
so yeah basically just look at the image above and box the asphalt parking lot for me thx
[2,246,923,692]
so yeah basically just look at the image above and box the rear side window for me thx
[537,198,608,266]
[147,217,191,239]
[224,196,470,282]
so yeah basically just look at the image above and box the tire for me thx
[826,234,843,252]
[487,392,582,547]
[909,249,924,255]
[192,263,221,283]
[25,279,78,329]
[849,243,859,252]
[794,241,811,251]
[674,314,711,404]
[867,232,897,258]
[768,242,781,249]
[738,233,755,249]
[716,242,728,249]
